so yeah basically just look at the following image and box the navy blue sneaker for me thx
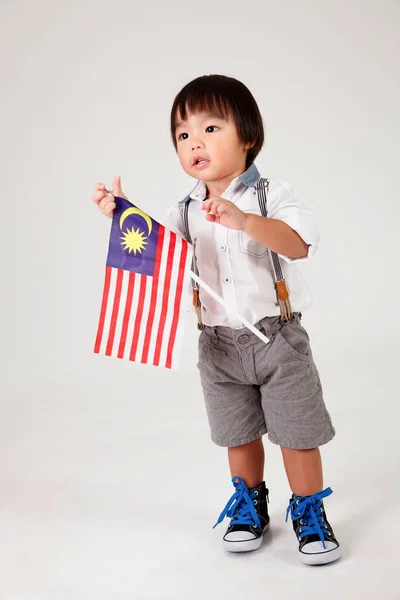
[214,477,270,552]
[286,487,341,565]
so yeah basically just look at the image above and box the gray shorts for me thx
[197,313,335,449]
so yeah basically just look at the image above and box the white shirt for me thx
[164,163,319,329]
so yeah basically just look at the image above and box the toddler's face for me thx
[174,110,249,184]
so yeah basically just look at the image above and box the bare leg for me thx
[228,438,265,488]
[281,447,323,496]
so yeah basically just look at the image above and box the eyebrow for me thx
[175,113,226,130]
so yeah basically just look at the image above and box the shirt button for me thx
[220,244,227,252]
[238,334,250,345]
[223,278,229,283]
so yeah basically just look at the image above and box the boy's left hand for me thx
[201,197,247,231]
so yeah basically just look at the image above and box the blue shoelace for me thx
[286,487,333,549]
[213,477,262,530]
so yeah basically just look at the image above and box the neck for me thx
[204,164,247,198]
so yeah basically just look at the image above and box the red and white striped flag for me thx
[94,197,192,369]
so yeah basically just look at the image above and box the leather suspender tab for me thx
[276,280,289,301]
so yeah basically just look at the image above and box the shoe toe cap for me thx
[224,530,257,542]
[301,540,339,554]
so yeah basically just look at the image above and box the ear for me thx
[243,141,255,151]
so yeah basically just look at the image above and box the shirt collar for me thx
[187,162,260,202]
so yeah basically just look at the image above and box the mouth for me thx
[192,157,210,169]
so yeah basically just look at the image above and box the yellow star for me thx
[120,227,148,255]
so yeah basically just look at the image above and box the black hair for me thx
[170,74,264,168]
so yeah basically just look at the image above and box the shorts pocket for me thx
[275,326,311,362]
[198,335,228,368]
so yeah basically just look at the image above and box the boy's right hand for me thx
[92,175,128,218]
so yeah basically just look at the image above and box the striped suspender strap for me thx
[255,178,293,323]
[183,200,204,330]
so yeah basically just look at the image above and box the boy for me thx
[92,74,340,566]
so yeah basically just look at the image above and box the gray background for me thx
[1,1,399,598]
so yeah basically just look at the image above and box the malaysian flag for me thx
[94,196,192,369]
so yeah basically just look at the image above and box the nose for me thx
[191,135,205,150]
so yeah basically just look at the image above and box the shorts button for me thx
[238,334,249,344]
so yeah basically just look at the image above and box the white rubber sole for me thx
[300,545,341,565]
[223,523,270,553]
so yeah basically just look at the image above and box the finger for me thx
[112,175,125,198]
[92,190,108,203]
[201,199,216,212]
[103,202,116,217]
[210,199,223,214]
[216,203,228,216]
[99,194,115,210]
[94,183,106,191]
[202,200,217,214]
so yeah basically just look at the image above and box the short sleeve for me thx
[267,180,320,263]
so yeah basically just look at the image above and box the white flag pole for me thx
[189,270,270,345]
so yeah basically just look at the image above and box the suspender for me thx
[183,199,204,330]
[183,177,292,329]
[255,178,292,323]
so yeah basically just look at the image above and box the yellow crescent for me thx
[119,207,153,236]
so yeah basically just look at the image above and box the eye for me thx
[206,126,218,133]
[177,132,188,141]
